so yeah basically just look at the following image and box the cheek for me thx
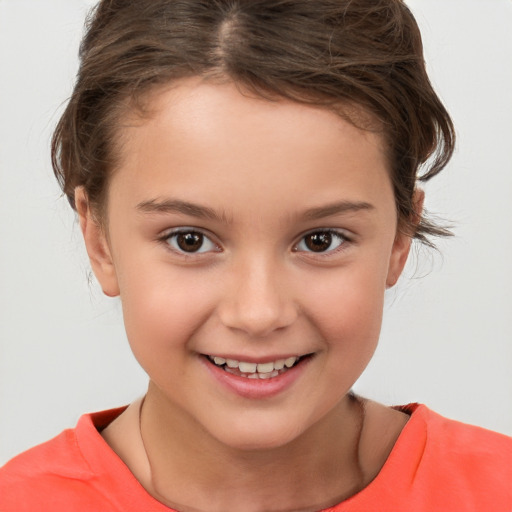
[117,265,218,364]
[296,266,386,413]
[303,261,387,352]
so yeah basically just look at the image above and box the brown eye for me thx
[304,232,332,252]
[166,230,217,254]
[177,232,204,252]
[296,230,346,253]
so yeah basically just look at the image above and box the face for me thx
[79,79,412,451]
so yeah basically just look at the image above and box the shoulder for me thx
[0,428,96,512]
[417,404,512,463]
[0,409,126,512]
[402,404,512,508]
[339,403,512,511]
[340,404,512,512]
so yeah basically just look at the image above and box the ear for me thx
[75,187,120,297]
[386,189,425,288]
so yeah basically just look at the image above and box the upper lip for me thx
[202,353,313,363]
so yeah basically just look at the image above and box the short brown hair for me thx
[52,0,455,246]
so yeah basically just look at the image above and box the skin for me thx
[77,78,418,511]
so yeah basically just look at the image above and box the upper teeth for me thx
[211,356,299,373]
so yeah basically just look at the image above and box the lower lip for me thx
[202,356,311,400]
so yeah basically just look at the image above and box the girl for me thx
[1,1,511,510]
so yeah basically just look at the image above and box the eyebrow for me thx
[301,200,375,220]
[136,198,374,223]
[136,198,230,223]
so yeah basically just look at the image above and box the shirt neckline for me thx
[76,403,428,511]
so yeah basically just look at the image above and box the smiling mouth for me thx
[205,354,311,379]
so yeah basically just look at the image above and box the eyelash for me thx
[160,228,220,256]
[293,229,351,256]
[159,228,352,257]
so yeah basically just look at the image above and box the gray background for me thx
[1,0,511,465]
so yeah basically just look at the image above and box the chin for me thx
[208,414,307,452]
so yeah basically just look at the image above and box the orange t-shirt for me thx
[1,404,511,511]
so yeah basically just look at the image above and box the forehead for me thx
[120,77,386,159]
[110,78,394,225]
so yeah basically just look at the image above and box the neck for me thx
[139,383,366,512]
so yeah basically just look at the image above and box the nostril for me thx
[219,307,296,337]
[216,265,299,336]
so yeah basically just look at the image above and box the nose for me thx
[217,255,298,338]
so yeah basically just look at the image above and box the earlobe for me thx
[386,189,425,288]
[385,232,412,288]
[75,187,120,297]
